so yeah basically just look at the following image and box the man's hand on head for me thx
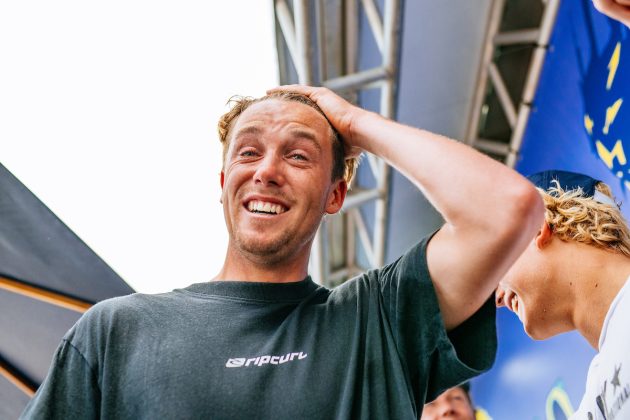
[267,85,366,160]
[593,0,630,27]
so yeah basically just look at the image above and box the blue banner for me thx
[516,1,630,205]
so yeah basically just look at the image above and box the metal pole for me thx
[361,0,385,53]
[275,0,300,78]
[323,67,389,91]
[465,0,507,146]
[372,0,400,267]
[293,0,313,84]
[506,0,561,167]
[488,63,517,128]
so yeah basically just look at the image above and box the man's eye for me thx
[240,150,257,157]
[290,153,307,161]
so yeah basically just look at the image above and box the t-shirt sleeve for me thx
[374,233,497,402]
[20,339,100,419]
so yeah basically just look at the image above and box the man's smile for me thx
[246,199,288,215]
[241,195,291,218]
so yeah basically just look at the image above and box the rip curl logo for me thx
[225,352,308,368]
[226,358,246,367]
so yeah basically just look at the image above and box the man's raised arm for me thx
[269,85,544,329]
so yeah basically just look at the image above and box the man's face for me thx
[220,99,346,265]
[421,387,474,420]
[495,229,569,340]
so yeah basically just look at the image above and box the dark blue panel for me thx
[0,163,134,302]
[0,375,30,420]
[0,288,81,385]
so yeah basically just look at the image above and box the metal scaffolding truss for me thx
[273,0,403,285]
[465,0,561,167]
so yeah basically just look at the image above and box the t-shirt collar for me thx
[181,276,320,302]
[598,275,630,349]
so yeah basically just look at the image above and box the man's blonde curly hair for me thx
[217,91,358,184]
[540,180,630,257]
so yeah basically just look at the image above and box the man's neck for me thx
[214,243,310,283]
[569,244,630,350]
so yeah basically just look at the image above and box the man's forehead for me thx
[448,387,468,396]
[232,123,322,148]
[231,99,332,139]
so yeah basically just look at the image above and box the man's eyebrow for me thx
[288,129,322,152]
[232,125,323,152]
[233,125,263,139]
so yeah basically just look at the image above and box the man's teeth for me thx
[511,295,518,312]
[247,200,287,214]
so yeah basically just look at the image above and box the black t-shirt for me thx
[21,236,496,419]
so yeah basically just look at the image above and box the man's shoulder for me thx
[70,290,184,337]
[361,235,432,282]
[90,290,179,314]
[329,235,433,300]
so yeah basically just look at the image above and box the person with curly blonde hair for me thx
[496,169,630,419]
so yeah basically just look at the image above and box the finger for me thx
[592,0,614,12]
[614,4,630,18]
[593,0,630,16]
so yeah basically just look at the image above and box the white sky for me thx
[0,1,278,294]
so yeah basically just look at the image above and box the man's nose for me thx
[253,154,284,186]
[495,286,507,308]
[440,404,456,417]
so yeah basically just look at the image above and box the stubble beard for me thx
[233,220,319,267]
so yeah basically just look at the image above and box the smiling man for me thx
[496,170,630,419]
[22,86,542,419]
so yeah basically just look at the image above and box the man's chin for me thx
[523,322,553,341]
[236,236,297,262]
[242,242,284,257]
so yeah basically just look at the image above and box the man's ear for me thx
[220,171,225,203]
[325,179,348,215]
[535,220,554,249]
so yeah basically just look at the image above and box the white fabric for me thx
[572,277,630,419]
